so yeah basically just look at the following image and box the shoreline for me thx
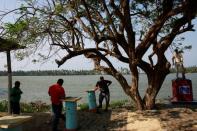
[0,98,197,112]
[0,74,197,103]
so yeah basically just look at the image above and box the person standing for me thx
[172,49,185,79]
[10,81,23,114]
[48,79,66,131]
[94,76,112,111]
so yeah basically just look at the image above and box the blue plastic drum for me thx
[65,101,77,130]
[87,90,97,111]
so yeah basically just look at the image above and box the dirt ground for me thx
[1,103,197,131]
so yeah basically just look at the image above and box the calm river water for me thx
[0,73,196,104]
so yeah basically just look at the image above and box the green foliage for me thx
[1,0,196,110]
[0,100,134,112]
[78,100,135,111]
[1,66,197,76]
[0,100,8,112]
[14,51,28,61]
[19,5,28,14]
[78,103,89,111]
[0,0,196,61]
[170,66,197,73]
[110,100,130,109]
[0,100,50,113]
[55,4,64,14]
[4,21,28,39]
[0,68,131,76]
[21,101,50,113]
[0,69,102,76]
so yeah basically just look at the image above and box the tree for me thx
[0,0,197,110]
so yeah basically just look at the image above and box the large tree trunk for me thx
[143,72,167,109]
[129,63,144,110]
[143,57,170,110]
[117,64,169,110]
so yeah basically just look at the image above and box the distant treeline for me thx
[0,70,102,76]
[0,66,196,76]
[170,66,197,73]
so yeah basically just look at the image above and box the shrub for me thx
[0,100,50,113]
[0,100,8,112]
[21,101,50,113]
[78,103,89,111]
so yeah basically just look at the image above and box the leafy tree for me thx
[0,0,197,110]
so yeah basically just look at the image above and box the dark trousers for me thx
[11,101,20,114]
[52,103,65,131]
[98,92,110,110]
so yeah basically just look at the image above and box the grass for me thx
[0,100,8,112]
[78,103,89,110]
[21,101,50,113]
[0,100,50,113]
[78,99,135,111]
[0,99,134,113]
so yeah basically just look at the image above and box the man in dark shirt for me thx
[10,81,23,114]
[94,76,112,111]
[48,79,65,131]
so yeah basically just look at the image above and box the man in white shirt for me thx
[172,49,185,79]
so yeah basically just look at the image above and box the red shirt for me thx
[48,83,65,105]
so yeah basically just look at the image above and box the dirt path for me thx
[1,104,197,131]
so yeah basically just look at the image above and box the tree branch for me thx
[160,17,195,52]
[136,4,184,59]
[81,0,98,41]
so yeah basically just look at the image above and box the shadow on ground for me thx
[21,108,128,131]
[2,103,196,131]
[77,109,128,131]
[131,103,197,131]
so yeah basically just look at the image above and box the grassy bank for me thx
[0,100,50,113]
[0,99,135,113]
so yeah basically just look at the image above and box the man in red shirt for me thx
[48,79,65,131]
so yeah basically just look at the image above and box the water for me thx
[0,73,196,104]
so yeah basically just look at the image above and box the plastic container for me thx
[87,90,97,112]
[65,101,77,131]
[172,78,193,101]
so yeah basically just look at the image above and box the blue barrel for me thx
[65,101,77,130]
[87,90,97,111]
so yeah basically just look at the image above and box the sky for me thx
[0,0,197,71]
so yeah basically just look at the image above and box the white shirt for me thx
[173,52,183,63]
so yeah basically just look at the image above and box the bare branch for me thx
[81,0,98,41]
[136,4,184,59]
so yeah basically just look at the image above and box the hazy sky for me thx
[0,0,197,71]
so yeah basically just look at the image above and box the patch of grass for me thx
[110,99,136,111]
[21,101,50,113]
[78,103,89,111]
[77,100,135,111]
[0,100,8,112]
[0,100,50,113]
[0,99,136,113]
[110,99,129,108]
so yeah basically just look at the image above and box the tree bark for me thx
[143,74,167,110]
[130,62,144,110]
[143,56,170,110]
